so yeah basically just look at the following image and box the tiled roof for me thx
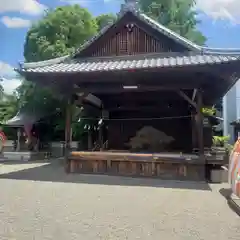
[17,8,240,72]
[20,54,240,73]
[20,9,199,71]
[231,119,240,125]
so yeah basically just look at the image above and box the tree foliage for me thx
[21,6,120,140]
[0,92,20,124]
[20,5,100,139]
[202,107,216,116]
[139,0,206,45]
[16,81,65,116]
[0,82,4,100]
[24,5,98,62]
[96,14,117,31]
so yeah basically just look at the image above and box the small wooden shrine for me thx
[16,0,240,181]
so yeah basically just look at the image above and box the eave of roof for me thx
[18,53,240,74]
[231,119,240,125]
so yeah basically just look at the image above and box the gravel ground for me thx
[0,160,239,240]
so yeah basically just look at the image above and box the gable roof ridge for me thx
[201,47,240,55]
[72,15,121,57]
[138,13,202,51]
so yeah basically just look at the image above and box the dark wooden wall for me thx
[91,25,175,57]
[76,12,188,58]
[107,113,192,152]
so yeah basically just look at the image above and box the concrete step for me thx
[210,167,228,183]
[0,151,51,162]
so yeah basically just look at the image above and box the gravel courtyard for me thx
[0,160,239,240]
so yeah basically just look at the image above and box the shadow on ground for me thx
[219,188,240,216]
[219,188,232,199]
[0,160,211,191]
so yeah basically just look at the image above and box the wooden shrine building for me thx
[17,0,240,181]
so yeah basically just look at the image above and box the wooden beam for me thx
[104,98,189,109]
[99,92,182,102]
[192,89,197,101]
[196,90,204,159]
[65,98,72,159]
[107,105,181,112]
[178,90,197,109]
[73,85,196,94]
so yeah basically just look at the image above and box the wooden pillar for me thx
[196,90,204,158]
[99,109,103,149]
[191,113,197,149]
[87,129,92,150]
[65,98,72,157]
[16,128,21,151]
[98,127,103,149]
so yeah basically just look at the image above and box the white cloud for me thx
[1,16,31,28]
[60,0,106,6]
[196,0,240,24]
[0,62,15,78]
[1,78,21,94]
[0,0,46,16]
[62,0,240,23]
[0,62,21,94]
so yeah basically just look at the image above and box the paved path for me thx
[0,161,239,240]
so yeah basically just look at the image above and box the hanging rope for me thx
[22,114,191,125]
[75,115,191,122]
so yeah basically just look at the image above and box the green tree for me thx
[0,83,4,100]
[0,92,19,124]
[139,0,206,45]
[96,14,117,31]
[22,5,100,140]
[16,81,64,116]
[24,5,98,62]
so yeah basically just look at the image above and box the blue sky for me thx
[0,0,240,93]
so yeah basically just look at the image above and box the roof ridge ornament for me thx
[120,0,140,15]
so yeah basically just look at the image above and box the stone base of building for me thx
[67,151,206,181]
[0,151,51,162]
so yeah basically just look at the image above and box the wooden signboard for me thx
[229,138,240,197]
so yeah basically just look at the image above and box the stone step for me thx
[0,151,51,162]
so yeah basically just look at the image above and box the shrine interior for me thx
[80,90,194,153]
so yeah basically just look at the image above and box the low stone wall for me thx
[3,140,14,152]
[2,151,49,161]
[50,142,64,157]
[50,141,78,157]
[2,141,79,158]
